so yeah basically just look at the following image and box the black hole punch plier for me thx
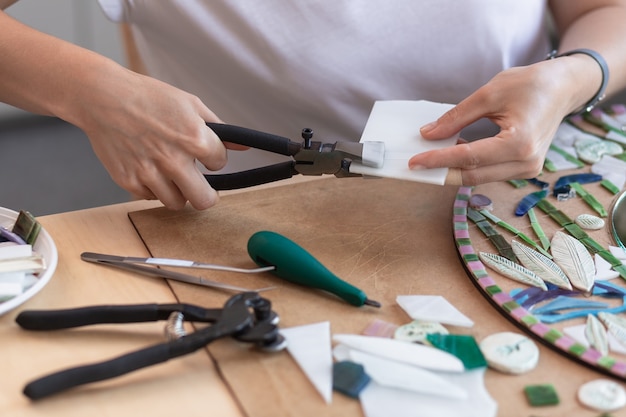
[16,292,286,400]
[205,123,385,190]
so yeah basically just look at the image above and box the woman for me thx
[1,1,626,210]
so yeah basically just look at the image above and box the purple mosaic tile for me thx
[555,336,576,350]
[478,277,497,287]
[459,245,475,255]
[467,260,483,271]
[493,292,514,305]
[530,322,551,337]
[581,348,603,363]
[612,362,626,375]
[455,230,470,239]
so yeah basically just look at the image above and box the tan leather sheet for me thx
[128,177,609,417]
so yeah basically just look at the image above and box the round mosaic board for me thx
[453,174,626,380]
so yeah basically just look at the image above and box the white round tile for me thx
[577,379,626,412]
[479,332,539,374]
[393,320,448,343]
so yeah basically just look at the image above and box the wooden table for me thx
[1,176,624,417]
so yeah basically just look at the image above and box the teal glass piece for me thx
[524,384,560,406]
[515,189,548,217]
[332,361,370,398]
[426,334,487,370]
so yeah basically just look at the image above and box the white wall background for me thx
[0,0,125,119]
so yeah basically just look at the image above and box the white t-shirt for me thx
[98,1,551,170]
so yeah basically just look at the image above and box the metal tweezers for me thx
[81,252,274,293]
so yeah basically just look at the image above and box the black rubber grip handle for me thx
[23,324,232,400]
[205,161,296,190]
[207,123,301,156]
[23,337,204,400]
[16,305,164,330]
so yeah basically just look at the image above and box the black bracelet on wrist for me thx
[547,48,609,117]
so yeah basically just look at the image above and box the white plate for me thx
[0,207,57,315]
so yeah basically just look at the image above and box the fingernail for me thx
[409,163,425,170]
[420,121,437,132]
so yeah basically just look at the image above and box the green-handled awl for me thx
[247,231,381,307]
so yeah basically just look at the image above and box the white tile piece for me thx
[591,154,626,174]
[346,348,467,400]
[545,149,580,171]
[607,130,626,146]
[603,172,626,191]
[563,324,626,355]
[610,246,626,260]
[332,334,465,373]
[350,100,459,185]
[553,122,587,146]
[396,295,474,327]
[332,343,352,362]
[591,155,626,190]
[595,254,620,281]
[0,282,23,300]
[359,368,497,417]
[597,110,625,132]
[596,253,615,272]
[596,270,621,281]
[281,322,333,404]
[0,243,32,261]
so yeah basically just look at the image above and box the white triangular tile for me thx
[396,295,474,327]
[281,321,333,403]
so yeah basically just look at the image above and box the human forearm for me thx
[411,1,626,185]
[550,0,626,111]
[0,11,125,123]
[0,10,231,210]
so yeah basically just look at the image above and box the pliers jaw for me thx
[293,139,382,178]
[204,123,385,190]
[292,142,356,177]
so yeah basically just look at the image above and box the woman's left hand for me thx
[408,57,597,185]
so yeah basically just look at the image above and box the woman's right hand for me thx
[69,63,233,210]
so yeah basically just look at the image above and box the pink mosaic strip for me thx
[453,186,626,378]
